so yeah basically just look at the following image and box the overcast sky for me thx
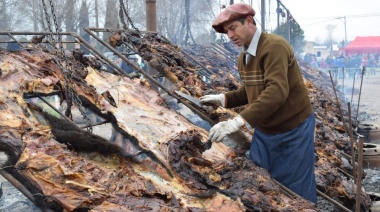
[236,0,380,43]
[280,0,380,42]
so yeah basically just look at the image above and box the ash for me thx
[363,168,380,194]
[317,168,380,211]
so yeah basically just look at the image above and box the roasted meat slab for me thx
[0,48,320,211]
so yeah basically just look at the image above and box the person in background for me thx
[325,55,333,69]
[368,53,376,76]
[199,3,317,204]
[309,55,319,69]
[121,55,140,78]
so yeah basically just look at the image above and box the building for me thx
[302,42,341,61]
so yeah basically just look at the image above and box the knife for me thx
[175,91,203,108]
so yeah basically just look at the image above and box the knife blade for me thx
[175,91,203,108]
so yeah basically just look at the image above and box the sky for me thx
[237,0,380,42]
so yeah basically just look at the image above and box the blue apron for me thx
[249,113,317,204]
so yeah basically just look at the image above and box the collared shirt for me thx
[243,27,261,63]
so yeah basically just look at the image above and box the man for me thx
[200,3,317,204]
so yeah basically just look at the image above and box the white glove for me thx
[199,94,225,108]
[209,116,245,142]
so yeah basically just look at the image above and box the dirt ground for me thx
[340,69,380,129]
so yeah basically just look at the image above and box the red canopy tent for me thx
[344,36,380,55]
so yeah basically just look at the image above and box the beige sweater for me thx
[225,32,312,134]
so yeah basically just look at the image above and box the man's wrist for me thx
[218,94,226,107]
[236,115,252,130]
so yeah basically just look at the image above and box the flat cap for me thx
[212,3,255,33]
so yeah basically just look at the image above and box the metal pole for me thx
[151,36,216,85]
[36,95,109,130]
[211,43,238,64]
[355,135,364,212]
[37,96,75,124]
[80,120,110,129]
[0,41,77,44]
[351,72,356,105]
[211,44,237,69]
[0,30,130,74]
[7,33,24,47]
[337,16,347,56]
[209,47,237,74]
[328,70,350,135]
[342,67,345,94]
[261,0,265,32]
[180,49,215,77]
[355,66,365,122]
[286,9,291,42]
[212,43,236,59]
[150,33,216,77]
[347,102,356,184]
[0,170,55,212]
[344,16,347,43]
[276,0,280,35]
[211,45,235,64]
[70,32,125,76]
[0,31,128,77]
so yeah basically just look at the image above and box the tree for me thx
[64,0,77,35]
[155,0,217,45]
[273,21,305,54]
[0,0,26,31]
[1,0,221,47]
[79,0,90,52]
[325,24,337,51]
[104,0,118,29]
[79,0,90,35]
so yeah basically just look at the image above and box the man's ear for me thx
[245,16,254,25]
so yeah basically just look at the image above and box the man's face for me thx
[223,18,252,47]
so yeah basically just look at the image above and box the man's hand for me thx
[209,116,245,142]
[199,94,225,108]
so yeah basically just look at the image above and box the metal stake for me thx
[342,67,345,96]
[328,70,350,135]
[347,102,356,184]
[355,67,365,122]
[0,170,55,212]
[350,72,356,105]
[355,135,364,212]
